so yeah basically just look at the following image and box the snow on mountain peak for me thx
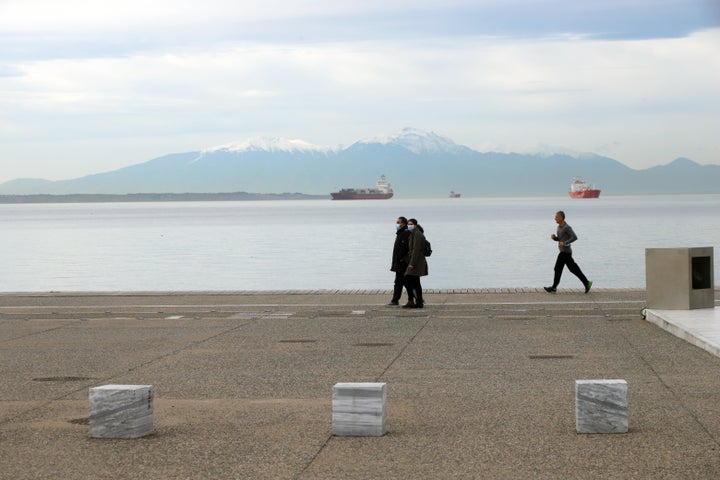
[357,127,466,154]
[515,143,594,159]
[204,137,334,154]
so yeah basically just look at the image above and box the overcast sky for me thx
[1,0,719,183]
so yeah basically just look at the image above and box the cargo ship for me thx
[331,175,394,200]
[569,177,601,198]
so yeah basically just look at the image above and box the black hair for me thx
[556,211,566,219]
[408,218,424,233]
[398,216,408,225]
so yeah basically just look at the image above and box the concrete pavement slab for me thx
[1,289,719,479]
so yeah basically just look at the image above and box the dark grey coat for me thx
[406,228,428,277]
[555,222,578,254]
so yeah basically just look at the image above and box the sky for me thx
[1,0,720,183]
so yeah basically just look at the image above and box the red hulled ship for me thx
[331,175,394,200]
[568,177,601,198]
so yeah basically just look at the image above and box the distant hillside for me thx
[0,192,326,204]
[2,128,719,196]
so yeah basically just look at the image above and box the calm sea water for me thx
[1,195,718,292]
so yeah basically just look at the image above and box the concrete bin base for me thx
[645,247,714,310]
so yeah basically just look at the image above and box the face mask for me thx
[408,225,415,231]
[396,224,402,231]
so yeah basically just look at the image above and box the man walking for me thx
[388,216,414,306]
[544,210,592,294]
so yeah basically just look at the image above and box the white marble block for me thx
[332,382,387,436]
[575,380,628,434]
[89,384,154,438]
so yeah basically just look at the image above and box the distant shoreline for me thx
[0,192,329,204]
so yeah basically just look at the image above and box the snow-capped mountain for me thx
[355,127,473,155]
[203,128,468,155]
[1,128,718,196]
[203,137,337,154]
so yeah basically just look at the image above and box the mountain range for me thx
[2,128,719,197]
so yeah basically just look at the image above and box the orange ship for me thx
[569,177,601,198]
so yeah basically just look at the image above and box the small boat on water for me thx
[331,175,394,200]
[449,191,461,198]
[569,177,601,198]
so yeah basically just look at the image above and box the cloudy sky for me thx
[1,0,719,183]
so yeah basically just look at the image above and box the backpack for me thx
[424,239,432,257]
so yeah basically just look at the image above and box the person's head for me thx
[397,216,408,227]
[408,218,424,233]
[555,211,565,225]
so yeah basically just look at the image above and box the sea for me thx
[1,195,718,292]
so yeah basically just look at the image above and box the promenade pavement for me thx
[1,288,719,479]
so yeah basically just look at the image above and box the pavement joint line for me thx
[376,315,434,382]
[0,319,85,344]
[0,300,649,310]
[116,318,260,375]
[2,288,694,297]
[620,325,720,448]
[297,312,434,478]
[437,300,647,306]
[0,317,262,428]
[592,295,720,445]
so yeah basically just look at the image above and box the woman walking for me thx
[403,218,428,308]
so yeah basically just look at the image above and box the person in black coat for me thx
[388,216,414,306]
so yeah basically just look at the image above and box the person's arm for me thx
[559,225,578,248]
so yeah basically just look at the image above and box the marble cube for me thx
[575,379,628,434]
[89,384,154,438]
[332,382,387,436]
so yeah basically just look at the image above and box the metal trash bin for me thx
[645,247,714,310]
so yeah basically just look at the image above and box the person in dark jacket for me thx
[388,216,414,306]
[403,218,428,308]
[544,210,592,294]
